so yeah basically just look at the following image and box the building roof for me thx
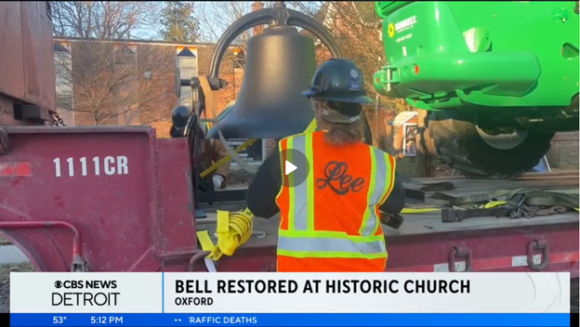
[391,111,417,126]
[53,36,242,48]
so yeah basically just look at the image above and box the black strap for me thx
[440,188,579,223]
[442,207,509,223]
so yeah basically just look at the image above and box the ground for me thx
[0,262,34,313]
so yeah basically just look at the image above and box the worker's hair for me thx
[312,100,363,147]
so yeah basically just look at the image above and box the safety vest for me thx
[275,131,396,272]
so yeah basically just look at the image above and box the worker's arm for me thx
[246,151,281,218]
[379,171,405,214]
[211,139,231,180]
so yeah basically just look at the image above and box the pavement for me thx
[0,246,28,265]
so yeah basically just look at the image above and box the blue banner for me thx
[9,313,570,327]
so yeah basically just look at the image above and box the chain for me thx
[52,111,66,126]
[509,205,567,218]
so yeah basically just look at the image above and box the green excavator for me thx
[373,1,579,178]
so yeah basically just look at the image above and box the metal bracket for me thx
[21,104,50,122]
[188,250,211,272]
[527,240,550,271]
[71,256,88,272]
[448,246,473,272]
[0,128,9,155]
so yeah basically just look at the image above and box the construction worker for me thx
[169,105,230,189]
[198,122,230,190]
[246,58,405,272]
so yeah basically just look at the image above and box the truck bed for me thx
[196,171,579,241]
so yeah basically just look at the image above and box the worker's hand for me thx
[212,175,224,189]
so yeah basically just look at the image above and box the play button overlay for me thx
[280,148,309,188]
[285,161,297,175]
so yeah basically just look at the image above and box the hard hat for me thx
[171,105,193,128]
[302,58,373,104]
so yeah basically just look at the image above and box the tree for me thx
[195,2,257,51]
[50,1,160,39]
[159,2,200,43]
[54,40,176,125]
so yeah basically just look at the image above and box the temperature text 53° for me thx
[53,156,129,177]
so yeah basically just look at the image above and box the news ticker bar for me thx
[10,272,571,313]
[6,313,573,327]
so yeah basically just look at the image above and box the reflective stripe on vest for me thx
[277,133,395,260]
[278,234,387,259]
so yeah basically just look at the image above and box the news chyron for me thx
[10,273,161,314]
[9,272,571,323]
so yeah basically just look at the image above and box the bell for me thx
[207,26,317,139]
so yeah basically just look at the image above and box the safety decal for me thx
[387,23,395,38]
[0,162,31,177]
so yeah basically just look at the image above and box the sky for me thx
[135,1,323,43]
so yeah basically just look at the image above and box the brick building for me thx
[53,37,244,138]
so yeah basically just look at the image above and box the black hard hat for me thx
[171,105,193,128]
[302,58,373,104]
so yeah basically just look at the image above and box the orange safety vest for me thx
[275,131,396,272]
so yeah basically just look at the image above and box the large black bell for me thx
[207,26,316,139]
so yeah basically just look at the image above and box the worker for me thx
[198,122,230,190]
[246,58,405,272]
[169,105,192,138]
[169,105,230,189]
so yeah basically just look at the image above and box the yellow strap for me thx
[199,138,256,178]
[401,201,579,214]
[400,201,517,214]
[400,208,441,214]
[195,208,254,261]
[197,230,215,252]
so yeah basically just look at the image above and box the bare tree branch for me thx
[55,41,175,125]
[196,2,256,47]
[50,1,161,39]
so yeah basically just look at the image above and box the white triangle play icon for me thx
[285,160,298,176]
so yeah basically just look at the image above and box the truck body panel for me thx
[0,127,577,274]
[374,1,579,111]
[0,2,55,126]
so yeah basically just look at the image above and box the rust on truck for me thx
[0,1,55,126]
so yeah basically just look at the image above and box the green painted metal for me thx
[373,1,579,113]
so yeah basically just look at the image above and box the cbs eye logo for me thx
[54,280,82,289]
